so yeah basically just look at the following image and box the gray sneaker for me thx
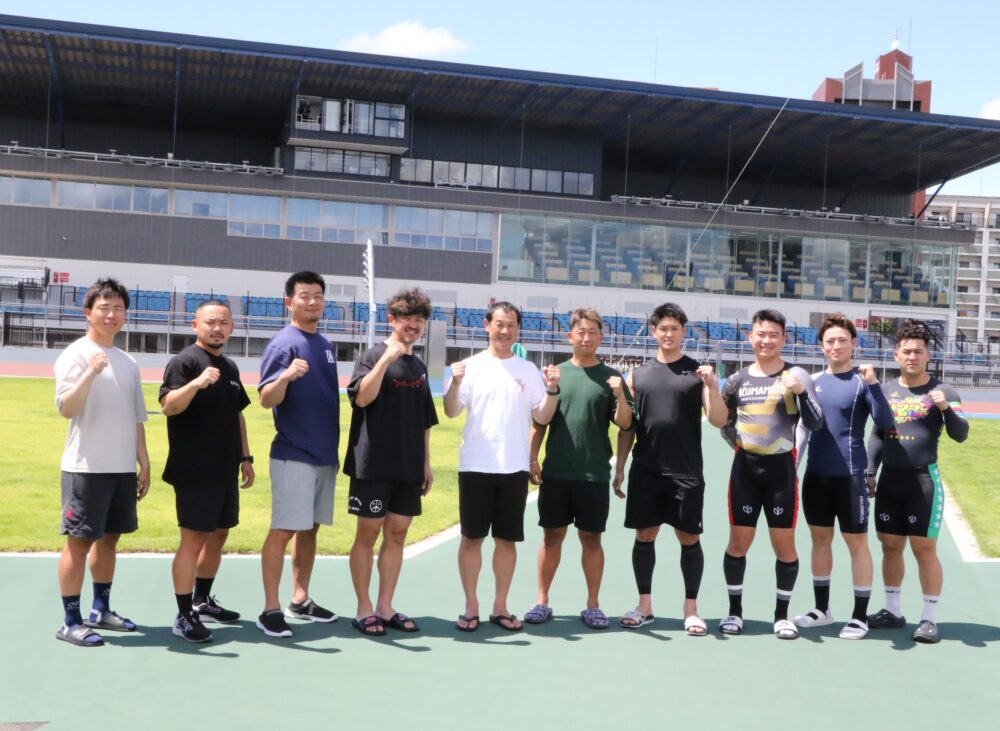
[913,620,940,644]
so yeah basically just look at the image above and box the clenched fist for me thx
[195,366,221,389]
[542,364,561,390]
[88,351,109,375]
[696,364,718,389]
[781,370,804,395]
[449,360,466,385]
[607,375,624,397]
[283,358,310,383]
[858,364,878,385]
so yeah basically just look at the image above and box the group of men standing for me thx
[52,274,967,647]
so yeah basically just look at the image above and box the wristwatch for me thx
[240,455,254,464]
[546,386,560,395]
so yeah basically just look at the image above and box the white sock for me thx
[921,595,939,623]
[884,586,902,616]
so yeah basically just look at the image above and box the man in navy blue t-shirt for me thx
[255,271,340,638]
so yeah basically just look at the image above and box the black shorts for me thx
[873,465,944,538]
[624,462,704,535]
[60,472,138,540]
[728,450,798,529]
[348,478,423,519]
[802,472,869,534]
[174,483,239,533]
[537,478,610,533]
[458,471,529,542]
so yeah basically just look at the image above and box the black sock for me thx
[775,559,799,621]
[193,576,215,604]
[176,593,194,615]
[813,576,831,612]
[853,586,872,622]
[680,542,704,600]
[632,539,655,595]
[723,553,746,617]
[92,582,112,614]
[62,594,83,627]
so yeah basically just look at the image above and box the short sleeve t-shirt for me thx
[457,350,546,474]
[541,361,626,482]
[258,325,340,467]
[159,344,251,488]
[55,336,148,473]
[630,355,705,478]
[344,342,439,482]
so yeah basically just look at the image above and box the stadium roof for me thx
[2,14,1000,193]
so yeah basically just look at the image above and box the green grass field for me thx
[0,377,465,554]
[2,377,997,557]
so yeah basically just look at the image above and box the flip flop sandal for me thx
[383,613,419,632]
[56,623,104,647]
[580,608,609,629]
[351,615,386,637]
[524,604,553,624]
[456,614,479,632]
[684,615,708,636]
[620,609,654,628]
[489,614,523,631]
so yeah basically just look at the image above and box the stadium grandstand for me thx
[2,15,1000,383]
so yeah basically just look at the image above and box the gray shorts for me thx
[60,471,138,540]
[269,459,337,531]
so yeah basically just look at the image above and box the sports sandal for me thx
[456,614,479,632]
[684,615,708,636]
[774,619,799,640]
[85,609,137,632]
[580,608,609,630]
[620,610,654,628]
[838,619,869,640]
[351,615,386,637]
[867,608,906,629]
[382,612,419,632]
[489,614,523,631]
[56,623,104,647]
[719,615,743,635]
[524,604,553,624]
[793,608,833,628]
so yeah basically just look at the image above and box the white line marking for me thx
[942,483,1000,563]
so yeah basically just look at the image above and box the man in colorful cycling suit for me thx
[719,309,824,640]
[793,313,894,640]
[865,321,968,644]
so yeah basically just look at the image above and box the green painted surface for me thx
[2,424,999,730]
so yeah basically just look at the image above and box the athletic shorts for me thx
[537,478,610,533]
[348,478,423,519]
[269,459,337,531]
[60,472,138,540]
[728,449,798,529]
[458,471,529,542]
[173,483,239,533]
[624,462,704,534]
[802,472,869,534]
[873,465,944,539]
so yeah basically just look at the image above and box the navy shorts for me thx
[802,472,869,534]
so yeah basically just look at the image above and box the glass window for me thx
[323,200,355,228]
[482,164,498,188]
[175,190,226,218]
[230,194,280,222]
[359,153,377,177]
[514,168,531,191]
[578,173,594,197]
[433,161,449,184]
[400,159,416,182]
[415,159,432,183]
[563,172,579,196]
[344,151,361,175]
[358,203,388,230]
[426,235,443,249]
[294,148,312,170]
[133,187,168,214]
[449,161,465,184]
[531,169,547,192]
[56,181,94,209]
[95,184,131,211]
[287,198,322,225]
[546,170,562,194]
[228,221,245,236]
[499,166,515,189]
[326,149,344,174]
[409,207,428,233]
[0,176,12,202]
[264,224,280,238]
[465,164,483,187]
[353,102,373,135]
[444,209,462,235]
[374,154,390,177]
[477,212,494,238]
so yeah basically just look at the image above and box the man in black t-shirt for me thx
[345,289,438,637]
[160,300,254,643]
[614,302,727,635]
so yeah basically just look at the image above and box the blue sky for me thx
[4,0,999,196]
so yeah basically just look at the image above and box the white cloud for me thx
[337,21,470,59]
[981,97,1000,121]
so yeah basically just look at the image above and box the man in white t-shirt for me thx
[443,302,560,632]
[53,278,150,647]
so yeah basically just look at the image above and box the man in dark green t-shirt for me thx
[525,308,633,629]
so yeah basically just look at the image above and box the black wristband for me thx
[546,386,560,395]
[241,456,254,464]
